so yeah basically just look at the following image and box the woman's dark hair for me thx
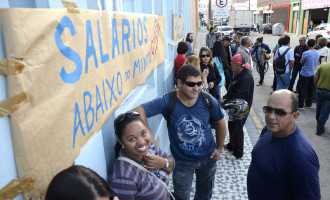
[212,41,229,70]
[114,111,145,157]
[177,64,201,82]
[45,165,116,200]
[177,41,189,54]
[198,46,214,66]
[256,37,263,43]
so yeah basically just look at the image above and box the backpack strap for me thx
[201,91,213,114]
[277,47,291,66]
[164,90,177,128]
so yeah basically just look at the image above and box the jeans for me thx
[276,72,291,90]
[173,157,217,200]
[257,60,266,84]
[316,88,330,134]
[298,75,314,108]
[288,63,302,91]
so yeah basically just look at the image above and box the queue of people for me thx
[41,32,327,200]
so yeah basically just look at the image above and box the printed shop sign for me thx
[0,8,165,199]
[302,0,330,9]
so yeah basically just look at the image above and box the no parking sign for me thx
[214,0,228,18]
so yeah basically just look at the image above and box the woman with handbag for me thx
[109,111,175,200]
[251,37,271,86]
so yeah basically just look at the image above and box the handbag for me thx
[117,157,175,200]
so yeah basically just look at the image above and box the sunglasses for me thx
[201,54,210,58]
[182,80,203,87]
[114,111,140,126]
[263,106,294,117]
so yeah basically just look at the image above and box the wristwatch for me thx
[164,158,169,168]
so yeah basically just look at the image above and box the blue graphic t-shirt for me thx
[141,92,224,161]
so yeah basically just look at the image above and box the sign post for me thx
[214,0,229,39]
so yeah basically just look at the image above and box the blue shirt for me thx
[142,92,224,161]
[247,126,320,200]
[185,41,193,57]
[213,56,225,86]
[301,49,320,77]
[274,46,294,74]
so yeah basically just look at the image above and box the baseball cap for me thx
[231,54,251,69]
[222,36,232,41]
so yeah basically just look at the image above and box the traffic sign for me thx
[214,0,228,18]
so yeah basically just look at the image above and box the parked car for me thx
[216,26,235,37]
[259,23,273,34]
[306,23,330,43]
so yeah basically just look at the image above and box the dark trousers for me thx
[225,67,233,91]
[288,64,302,91]
[298,75,314,108]
[227,118,247,158]
[272,65,277,91]
[257,60,265,84]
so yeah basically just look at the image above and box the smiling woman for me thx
[109,111,175,200]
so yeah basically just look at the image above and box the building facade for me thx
[0,0,197,199]
[289,0,330,35]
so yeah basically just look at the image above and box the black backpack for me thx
[164,90,216,129]
[274,47,290,74]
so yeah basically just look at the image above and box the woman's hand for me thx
[208,82,214,89]
[143,155,166,170]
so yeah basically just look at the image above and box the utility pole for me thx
[209,0,212,20]
[296,0,302,36]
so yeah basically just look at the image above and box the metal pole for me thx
[296,0,302,36]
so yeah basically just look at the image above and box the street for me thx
[194,27,330,199]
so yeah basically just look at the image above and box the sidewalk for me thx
[168,27,260,199]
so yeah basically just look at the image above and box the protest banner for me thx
[0,8,165,199]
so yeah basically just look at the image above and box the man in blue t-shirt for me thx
[134,65,227,200]
[274,35,294,90]
[298,39,320,109]
[247,90,321,200]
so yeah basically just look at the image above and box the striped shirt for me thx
[109,142,173,200]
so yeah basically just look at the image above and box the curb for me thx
[249,107,264,134]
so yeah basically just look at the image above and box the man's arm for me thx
[133,105,157,145]
[314,74,319,87]
[210,118,226,161]
[289,60,294,72]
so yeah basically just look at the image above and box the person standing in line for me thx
[274,35,294,90]
[206,27,216,51]
[314,34,323,50]
[213,40,229,101]
[174,41,188,79]
[231,34,241,56]
[223,36,234,91]
[222,54,254,160]
[317,37,328,65]
[134,65,227,200]
[298,39,320,109]
[314,62,330,136]
[199,46,222,100]
[271,37,284,91]
[236,37,252,69]
[309,20,314,32]
[288,37,308,92]
[247,90,321,200]
[185,33,194,57]
[251,37,271,86]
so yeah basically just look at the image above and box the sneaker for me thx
[298,107,304,110]
[256,83,262,86]
[305,106,311,109]
[316,132,325,136]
